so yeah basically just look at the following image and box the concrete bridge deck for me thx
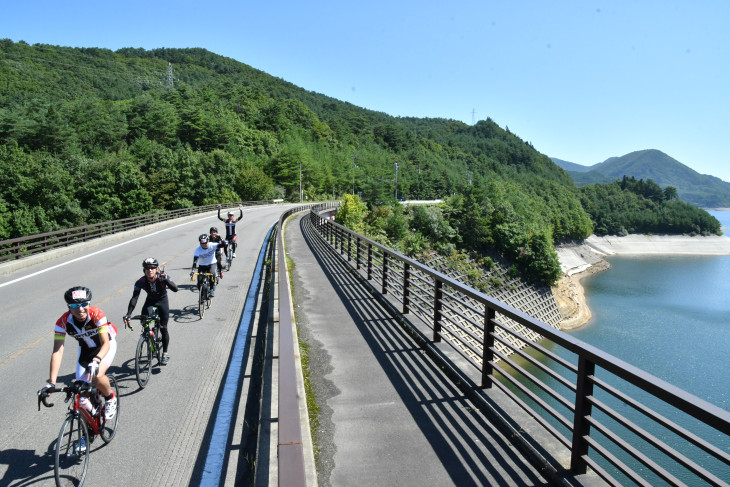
[280,213,606,487]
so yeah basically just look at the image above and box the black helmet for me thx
[209,226,218,233]
[64,286,92,304]
[143,257,159,269]
[199,234,209,244]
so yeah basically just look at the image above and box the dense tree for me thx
[0,40,720,283]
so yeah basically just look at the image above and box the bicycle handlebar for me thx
[37,381,93,411]
[190,272,214,281]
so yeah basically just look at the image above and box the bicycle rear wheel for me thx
[100,375,119,443]
[55,414,89,487]
[198,283,207,318]
[135,334,152,388]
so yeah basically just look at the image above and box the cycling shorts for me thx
[75,339,117,383]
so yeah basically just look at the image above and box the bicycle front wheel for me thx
[135,334,152,388]
[226,256,232,271]
[100,375,119,443]
[55,414,90,487]
[198,284,207,318]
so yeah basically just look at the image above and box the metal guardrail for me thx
[309,209,730,487]
[0,200,282,263]
[274,202,337,487]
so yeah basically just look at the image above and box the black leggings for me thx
[143,298,170,352]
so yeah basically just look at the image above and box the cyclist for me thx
[208,226,228,279]
[122,257,179,365]
[41,286,118,421]
[217,205,243,258]
[190,233,222,297]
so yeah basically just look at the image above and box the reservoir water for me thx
[537,209,730,484]
[571,210,730,412]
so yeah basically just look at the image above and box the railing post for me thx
[403,263,410,314]
[356,238,361,270]
[367,244,373,280]
[570,356,595,474]
[433,279,442,342]
[482,306,495,388]
[382,253,388,294]
[347,233,351,261]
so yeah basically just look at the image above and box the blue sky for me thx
[3,1,730,181]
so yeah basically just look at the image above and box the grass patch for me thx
[286,254,321,464]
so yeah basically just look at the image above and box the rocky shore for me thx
[553,234,730,330]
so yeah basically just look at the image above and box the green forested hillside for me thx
[0,41,720,285]
[553,150,730,208]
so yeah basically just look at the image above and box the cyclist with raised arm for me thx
[41,287,118,421]
[217,205,243,258]
[122,257,179,365]
[190,233,222,297]
[208,226,228,279]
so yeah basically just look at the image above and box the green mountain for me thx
[0,41,720,283]
[552,150,730,208]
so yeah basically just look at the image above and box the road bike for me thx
[191,271,217,318]
[225,235,237,271]
[127,310,164,388]
[38,377,120,487]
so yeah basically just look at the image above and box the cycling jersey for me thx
[209,234,228,255]
[127,275,178,312]
[54,306,117,366]
[193,242,222,266]
[218,207,243,239]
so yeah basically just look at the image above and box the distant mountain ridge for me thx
[552,150,730,208]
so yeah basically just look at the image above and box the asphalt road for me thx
[0,203,297,487]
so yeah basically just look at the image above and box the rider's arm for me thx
[238,207,243,220]
[48,338,64,385]
[126,287,142,316]
[166,276,179,292]
[191,256,199,272]
[217,207,224,222]
[95,327,111,362]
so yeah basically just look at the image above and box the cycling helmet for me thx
[199,234,209,244]
[64,286,92,304]
[227,211,234,216]
[143,257,159,268]
[209,226,219,233]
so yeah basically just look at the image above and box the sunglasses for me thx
[144,266,158,270]
[68,302,90,309]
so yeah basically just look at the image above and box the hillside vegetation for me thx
[0,40,720,285]
[553,150,730,208]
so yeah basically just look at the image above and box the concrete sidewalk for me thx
[285,214,556,486]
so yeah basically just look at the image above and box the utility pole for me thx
[299,161,302,203]
[166,63,174,90]
[352,155,357,195]
[394,162,399,200]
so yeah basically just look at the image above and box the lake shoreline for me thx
[553,233,730,330]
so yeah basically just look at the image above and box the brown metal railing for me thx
[0,200,281,264]
[309,209,730,487]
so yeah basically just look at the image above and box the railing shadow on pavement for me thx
[307,209,730,487]
[298,213,551,486]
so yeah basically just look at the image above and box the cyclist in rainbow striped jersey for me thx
[42,286,118,420]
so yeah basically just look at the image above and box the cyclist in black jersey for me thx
[217,205,243,257]
[208,226,228,278]
[122,257,178,365]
